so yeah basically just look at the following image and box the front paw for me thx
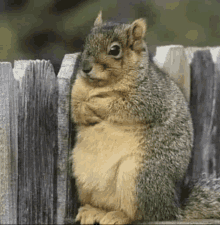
[100,211,131,225]
[73,102,102,125]
[75,204,106,224]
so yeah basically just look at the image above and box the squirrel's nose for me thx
[82,60,93,74]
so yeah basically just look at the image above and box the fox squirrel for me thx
[70,11,220,224]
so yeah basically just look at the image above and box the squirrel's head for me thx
[79,11,147,87]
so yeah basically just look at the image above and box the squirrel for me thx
[70,11,220,224]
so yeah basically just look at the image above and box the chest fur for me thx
[72,122,144,193]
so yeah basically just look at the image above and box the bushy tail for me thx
[178,174,220,220]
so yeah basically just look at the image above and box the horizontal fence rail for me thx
[0,45,220,224]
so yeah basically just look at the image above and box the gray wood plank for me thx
[14,60,58,224]
[210,47,220,178]
[0,62,17,224]
[57,53,81,224]
[189,50,218,180]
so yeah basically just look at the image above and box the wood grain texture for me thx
[0,62,17,224]
[14,60,58,224]
[57,53,81,223]
[189,49,219,180]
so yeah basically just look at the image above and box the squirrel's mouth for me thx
[87,77,108,86]
[81,72,109,86]
[90,91,117,99]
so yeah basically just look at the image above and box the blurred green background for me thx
[1,0,220,74]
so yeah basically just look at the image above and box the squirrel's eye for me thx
[108,42,122,58]
[109,45,120,56]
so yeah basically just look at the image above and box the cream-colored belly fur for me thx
[72,121,145,218]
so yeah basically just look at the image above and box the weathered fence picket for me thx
[15,60,58,224]
[189,49,220,180]
[0,62,17,224]
[57,53,80,224]
[0,45,220,224]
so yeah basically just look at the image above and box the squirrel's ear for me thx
[94,11,103,26]
[128,18,147,42]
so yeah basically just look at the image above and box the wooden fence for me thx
[0,45,220,224]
